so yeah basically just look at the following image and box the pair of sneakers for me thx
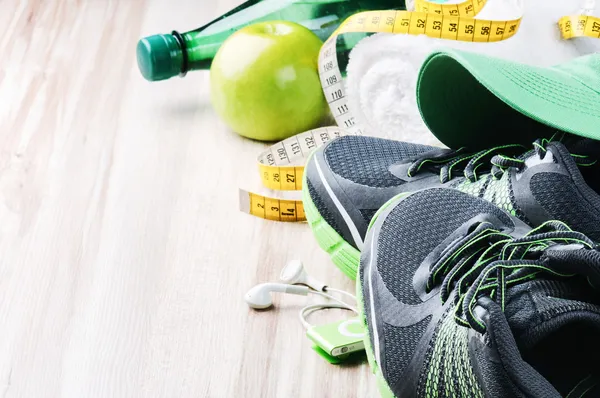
[303,135,600,397]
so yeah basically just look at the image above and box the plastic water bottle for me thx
[137,0,406,82]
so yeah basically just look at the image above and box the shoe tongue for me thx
[527,139,599,173]
[561,136,600,159]
[503,276,600,349]
[522,141,571,168]
[561,137,600,193]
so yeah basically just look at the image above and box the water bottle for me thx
[137,0,406,82]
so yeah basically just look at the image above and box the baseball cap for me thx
[416,48,600,149]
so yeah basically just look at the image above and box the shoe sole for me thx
[302,173,361,280]
[356,192,412,398]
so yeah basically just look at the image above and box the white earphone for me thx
[279,259,326,291]
[244,283,309,310]
[244,260,357,329]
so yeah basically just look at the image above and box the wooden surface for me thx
[0,1,375,397]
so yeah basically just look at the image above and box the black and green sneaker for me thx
[303,135,600,279]
[358,187,600,398]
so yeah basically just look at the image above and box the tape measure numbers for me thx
[240,127,349,222]
[559,15,600,39]
[563,0,600,38]
[239,190,306,222]
[257,127,347,191]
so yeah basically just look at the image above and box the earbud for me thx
[244,283,309,309]
[279,260,327,291]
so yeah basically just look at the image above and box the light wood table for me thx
[0,1,376,397]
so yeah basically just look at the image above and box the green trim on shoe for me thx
[302,173,361,280]
[357,191,413,398]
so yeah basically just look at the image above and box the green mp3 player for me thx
[306,317,366,358]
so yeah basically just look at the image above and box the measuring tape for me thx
[256,126,347,191]
[560,0,600,39]
[239,127,348,222]
[559,15,600,39]
[240,0,597,222]
[239,190,306,222]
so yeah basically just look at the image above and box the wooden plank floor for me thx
[0,1,374,397]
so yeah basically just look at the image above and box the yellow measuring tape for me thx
[559,0,600,39]
[239,190,306,222]
[256,126,347,191]
[240,0,597,222]
[239,126,348,222]
[559,15,600,39]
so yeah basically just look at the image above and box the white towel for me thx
[345,0,600,146]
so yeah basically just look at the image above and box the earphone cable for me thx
[308,290,357,312]
[324,287,357,303]
[299,303,356,330]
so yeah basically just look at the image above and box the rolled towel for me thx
[345,0,600,146]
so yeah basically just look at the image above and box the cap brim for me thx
[416,48,600,150]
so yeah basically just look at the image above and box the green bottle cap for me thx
[136,34,184,82]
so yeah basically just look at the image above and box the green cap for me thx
[136,34,184,82]
[416,49,600,150]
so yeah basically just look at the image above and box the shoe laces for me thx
[407,138,597,184]
[426,220,599,334]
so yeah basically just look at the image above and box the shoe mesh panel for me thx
[530,173,600,241]
[508,175,531,224]
[418,311,484,398]
[324,136,435,188]
[530,279,600,320]
[382,316,431,390]
[482,174,517,216]
[307,179,341,234]
[455,173,527,221]
[377,188,513,305]
[359,208,378,224]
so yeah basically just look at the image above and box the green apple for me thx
[210,21,329,142]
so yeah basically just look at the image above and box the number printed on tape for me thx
[239,190,306,222]
[239,127,348,223]
[257,127,347,191]
[559,15,600,39]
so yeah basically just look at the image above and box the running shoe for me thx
[303,135,600,279]
[358,187,600,398]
